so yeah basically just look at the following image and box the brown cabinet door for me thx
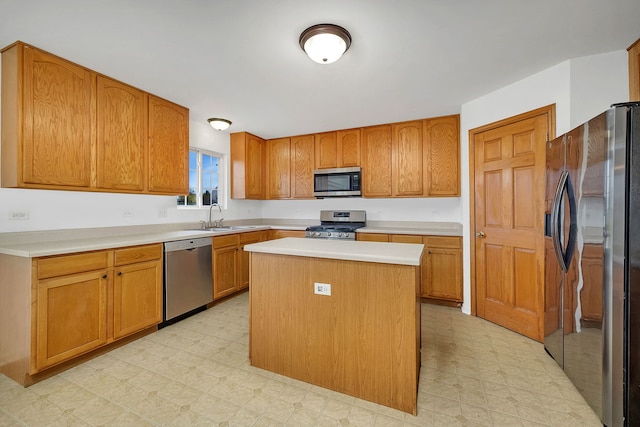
[230,132,265,199]
[239,232,266,290]
[36,271,108,370]
[315,131,338,169]
[356,233,389,242]
[393,121,424,196]
[423,246,462,301]
[147,95,189,194]
[629,38,640,101]
[112,260,162,339]
[337,129,361,167]
[22,45,94,187]
[246,134,266,199]
[96,76,146,191]
[424,116,460,196]
[291,134,315,198]
[361,125,392,197]
[266,137,291,199]
[213,245,238,299]
[267,229,306,239]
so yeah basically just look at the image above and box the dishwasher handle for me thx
[164,237,212,252]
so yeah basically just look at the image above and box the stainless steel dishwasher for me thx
[163,237,213,325]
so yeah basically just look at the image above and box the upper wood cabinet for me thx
[424,115,459,196]
[2,43,94,189]
[361,124,393,197]
[266,137,291,199]
[147,95,189,194]
[230,132,265,199]
[1,41,189,195]
[96,76,146,191]
[393,120,424,197]
[315,129,361,169]
[230,114,459,200]
[315,131,337,169]
[629,38,640,102]
[337,128,361,167]
[291,134,315,198]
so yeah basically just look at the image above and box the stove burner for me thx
[305,210,366,240]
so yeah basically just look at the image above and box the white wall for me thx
[459,50,628,314]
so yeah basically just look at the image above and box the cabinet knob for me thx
[475,231,486,238]
[102,274,107,279]
[117,271,122,276]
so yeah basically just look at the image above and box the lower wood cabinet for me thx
[267,229,306,239]
[356,232,463,303]
[213,231,267,299]
[33,243,162,372]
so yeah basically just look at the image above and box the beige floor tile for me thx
[0,294,604,426]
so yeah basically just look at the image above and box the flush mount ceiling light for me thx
[299,23,351,64]
[207,118,232,131]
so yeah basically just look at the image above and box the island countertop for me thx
[243,237,424,266]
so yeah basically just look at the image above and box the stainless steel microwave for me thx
[313,167,362,198]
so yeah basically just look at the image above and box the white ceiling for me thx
[1,0,639,139]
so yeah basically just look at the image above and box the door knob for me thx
[475,231,486,238]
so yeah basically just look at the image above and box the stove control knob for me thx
[327,232,332,237]
[314,232,321,237]
[339,233,344,238]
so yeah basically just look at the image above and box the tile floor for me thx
[0,292,601,426]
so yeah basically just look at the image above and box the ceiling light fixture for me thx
[299,23,351,64]
[207,118,232,131]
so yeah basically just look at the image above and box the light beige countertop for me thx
[0,219,460,258]
[244,237,424,266]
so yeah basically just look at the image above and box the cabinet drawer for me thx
[390,234,423,244]
[357,233,389,242]
[240,231,265,243]
[424,236,461,249]
[213,234,240,248]
[114,243,162,266]
[37,251,110,279]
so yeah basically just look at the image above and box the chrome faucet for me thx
[208,203,223,228]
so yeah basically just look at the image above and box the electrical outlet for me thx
[158,207,168,218]
[122,210,134,218]
[8,210,30,220]
[314,282,331,296]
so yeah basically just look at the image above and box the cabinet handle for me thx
[102,274,107,279]
[117,271,122,276]
[475,231,486,238]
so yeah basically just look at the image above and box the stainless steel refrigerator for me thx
[544,102,640,426]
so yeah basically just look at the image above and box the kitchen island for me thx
[244,237,424,414]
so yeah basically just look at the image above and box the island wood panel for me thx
[250,253,420,414]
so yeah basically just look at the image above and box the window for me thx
[177,149,224,208]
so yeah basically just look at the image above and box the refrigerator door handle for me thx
[563,173,578,269]
[551,170,569,272]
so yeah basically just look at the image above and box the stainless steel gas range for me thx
[305,210,366,240]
